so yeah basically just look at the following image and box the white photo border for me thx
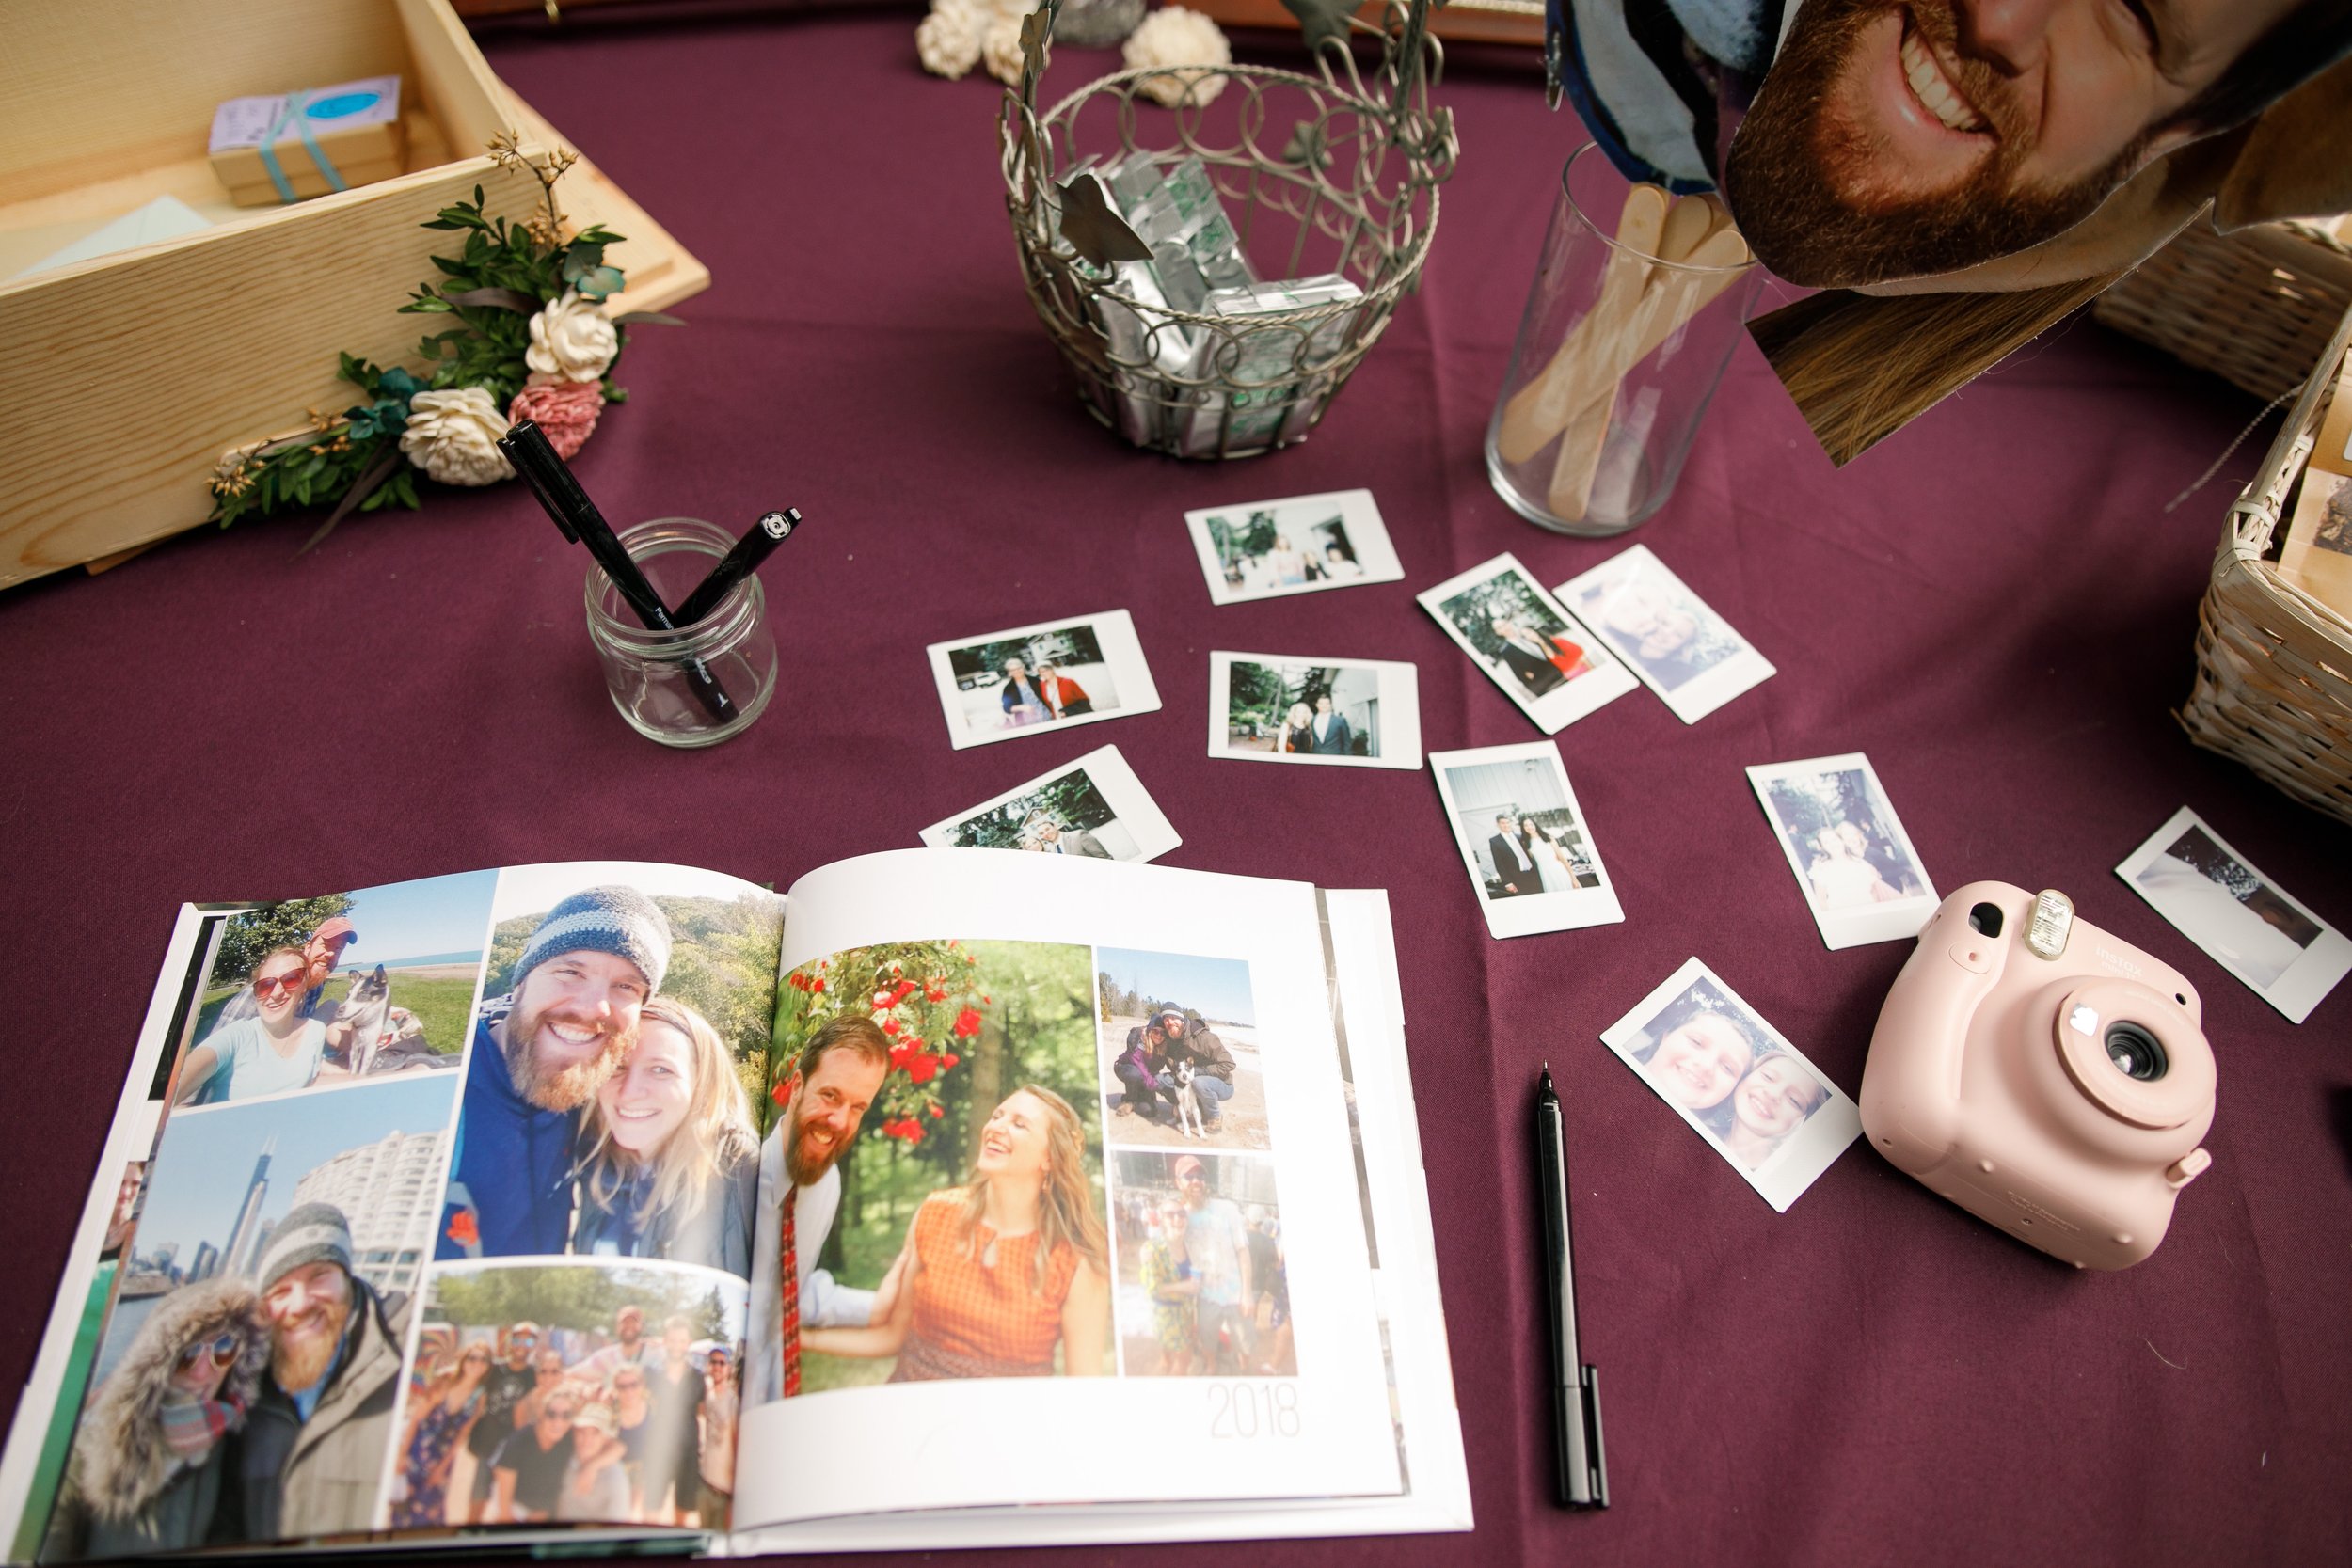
[1415,554,1637,735]
[1206,653,1423,771]
[1598,958,1861,1212]
[1427,741,1625,940]
[2114,805,2352,1024]
[1744,752,1940,950]
[1553,544,1775,724]
[1184,489,1406,606]
[925,609,1163,752]
[916,743,1183,863]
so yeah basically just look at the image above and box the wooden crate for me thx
[0,0,709,589]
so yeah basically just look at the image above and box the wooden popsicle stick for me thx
[1541,225,1750,424]
[1656,193,1720,266]
[1495,184,1668,465]
[1546,379,1616,522]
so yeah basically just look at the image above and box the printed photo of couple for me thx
[39,1076,456,1558]
[436,865,786,1276]
[1184,489,1401,605]
[1748,755,1939,950]
[1419,555,1636,735]
[1110,1151,1295,1378]
[1443,762,1599,901]
[750,940,1111,1402]
[393,1263,746,1530]
[1220,660,1377,760]
[1601,959,1862,1213]
[1096,948,1270,1152]
[949,627,1116,734]
[170,870,496,1107]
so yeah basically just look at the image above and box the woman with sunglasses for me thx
[392,1341,493,1528]
[44,1278,268,1559]
[174,948,332,1105]
[570,998,759,1275]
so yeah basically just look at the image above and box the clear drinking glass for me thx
[1486,143,1762,535]
[582,517,777,748]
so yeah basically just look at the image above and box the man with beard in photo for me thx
[222,1205,410,1541]
[1552,0,2350,289]
[746,1014,893,1402]
[437,886,672,1259]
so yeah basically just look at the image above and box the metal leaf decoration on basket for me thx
[999,0,1457,459]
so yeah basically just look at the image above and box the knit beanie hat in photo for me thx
[259,1202,354,1292]
[512,885,672,998]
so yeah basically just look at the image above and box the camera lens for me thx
[2105,1022,2168,1081]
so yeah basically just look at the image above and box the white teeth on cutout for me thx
[1900,27,1986,133]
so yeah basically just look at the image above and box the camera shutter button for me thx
[2165,1149,2212,1189]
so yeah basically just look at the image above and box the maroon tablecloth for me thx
[5,10,2349,1566]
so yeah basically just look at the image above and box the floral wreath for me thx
[209,134,674,550]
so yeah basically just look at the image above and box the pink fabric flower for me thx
[508,376,603,459]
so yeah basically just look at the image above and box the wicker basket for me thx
[2093,216,2352,403]
[997,0,1456,458]
[2177,305,2352,824]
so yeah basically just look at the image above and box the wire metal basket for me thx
[998,0,1456,459]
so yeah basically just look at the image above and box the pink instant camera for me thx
[1861,881,2217,1270]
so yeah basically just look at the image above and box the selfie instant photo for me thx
[2115,806,2352,1025]
[927,610,1161,750]
[1554,545,1774,723]
[1417,554,1637,735]
[1745,753,1939,950]
[1208,653,1422,770]
[1428,742,1623,940]
[917,744,1182,863]
[1599,958,1861,1213]
[1185,489,1406,605]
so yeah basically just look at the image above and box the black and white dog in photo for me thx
[1166,1056,1208,1139]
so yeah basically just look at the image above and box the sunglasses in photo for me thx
[177,1333,239,1370]
[252,971,309,999]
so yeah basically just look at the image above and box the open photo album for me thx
[0,851,1468,1560]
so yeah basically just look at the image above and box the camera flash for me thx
[2067,1003,2098,1036]
[2027,890,2074,959]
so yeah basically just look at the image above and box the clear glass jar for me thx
[1486,143,1762,535]
[582,517,776,748]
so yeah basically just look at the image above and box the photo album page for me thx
[730,849,1406,1531]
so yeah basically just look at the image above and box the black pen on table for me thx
[498,420,737,723]
[675,507,802,626]
[1538,1063,1608,1508]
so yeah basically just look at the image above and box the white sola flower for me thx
[1122,7,1231,107]
[399,387,514,486]
[524,288,620,384]
[917,0,986,78]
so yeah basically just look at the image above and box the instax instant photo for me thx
[1417,554,1636,735]
[1428,742,1623,939]
[1746,753,1939,949]
[1600,958,1861,1212]
[1554,544,1774,723]
[927,609,1161,750]
[1208,653,1422,770]
[2116,806,2352,1024]
[918,744,1182,863]
[1185,489,1406,605]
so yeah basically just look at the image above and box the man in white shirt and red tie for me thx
[748,1016,893,1402]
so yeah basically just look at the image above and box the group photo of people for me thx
[41,1076,456,1557]
[1436,565,1608,703]
[1220,660,1380,760]
[752,939,1113,1398]
[945,625,1120,736]
[1439,756,1602,901]
[1096,948,1271,1152]
[1184,489,1403,605]
[1757,765,1930,911]
[1627,981,1834,1174]
[1565,549,1748,694]
[172,871,496,1106]
[1110,1151,1295,1378]
[437,865,786,1275]
[396,1262,746,1529]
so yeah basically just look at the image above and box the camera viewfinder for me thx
[1967,903,2005,938]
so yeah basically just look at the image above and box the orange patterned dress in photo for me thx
[890,1192,1079,1381]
